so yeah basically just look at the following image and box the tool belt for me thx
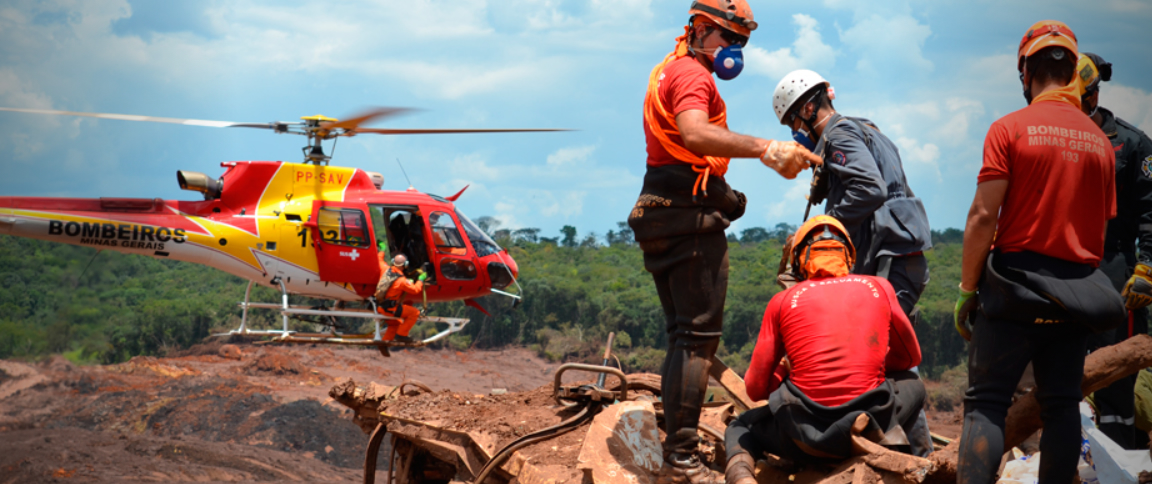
[627,164,746,252]
[377,298,404,318]
[980,250,1125,333]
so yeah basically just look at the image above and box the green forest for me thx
[0,224,969,378]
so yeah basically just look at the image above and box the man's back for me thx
[746,274,920,406]
[980,100,1116,264]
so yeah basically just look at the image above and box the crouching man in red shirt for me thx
[723,215,926,484]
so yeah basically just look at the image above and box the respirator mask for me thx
[695,25,747,81]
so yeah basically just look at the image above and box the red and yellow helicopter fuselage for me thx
[0,160,518,306]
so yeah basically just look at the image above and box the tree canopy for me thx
[0,224,972,378]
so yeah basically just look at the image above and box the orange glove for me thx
[1122,263,1152,309]
[761,140,823,180]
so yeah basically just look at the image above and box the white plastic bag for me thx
[1078,401,1152,483]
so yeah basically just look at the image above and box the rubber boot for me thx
[655,452,723,484]
[725,452,756,484]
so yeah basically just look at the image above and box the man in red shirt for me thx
[628,1,822,480]
[954,21,1125,484]
[723,216,925,484]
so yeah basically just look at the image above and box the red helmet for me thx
[1018,20,1078,72]
[689,0,757,37]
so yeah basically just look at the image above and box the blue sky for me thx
[2,0,1151,242]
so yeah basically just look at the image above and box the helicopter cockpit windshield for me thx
[454,209,502,257]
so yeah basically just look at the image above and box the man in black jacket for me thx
[771,70,933,318]
[1078,51,1152,450]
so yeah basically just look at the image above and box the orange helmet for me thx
[689,0,757,38]
[1017,20,1078,72]
[790,215,855,280]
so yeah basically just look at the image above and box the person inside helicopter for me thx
[386,210,433,282]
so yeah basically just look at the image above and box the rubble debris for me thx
[339,370,940,484]
[329,378,396,433]
[220,344,244,360]
[576,400,663,484]
[244,350,307,375]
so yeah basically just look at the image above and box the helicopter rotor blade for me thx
[351,127,573,135]
[0,107,300,131]
[320,107,415,132]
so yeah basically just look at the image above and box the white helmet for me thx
[772,69,829,125]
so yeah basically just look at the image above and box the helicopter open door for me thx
[308,202,382,289]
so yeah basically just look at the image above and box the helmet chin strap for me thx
[801,112,833,141]
[1084,96,1099,117]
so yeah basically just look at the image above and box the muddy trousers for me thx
[875,253,929,318]
[644,231,729,457]
[1087,309,1148,449]
[1092,251,1149,450]
[958,315,1088,484]
[725,372,926,463]
[379,304,419,340]
[875,254,933,457]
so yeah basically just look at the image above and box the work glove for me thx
[417,272,427,282]
[761,140,823,180]
[1121,263,1152,309]
[954,286,978,341]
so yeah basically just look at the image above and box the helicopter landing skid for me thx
[213,281,469,353]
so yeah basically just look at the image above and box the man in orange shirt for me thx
[954,21,1125,484]
[628,1,822,480]
[376,254,426,343]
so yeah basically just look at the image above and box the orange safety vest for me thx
[643,31,731,198]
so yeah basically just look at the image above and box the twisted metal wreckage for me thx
[330,334,1152,484]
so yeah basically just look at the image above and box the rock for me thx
[218,345,242,361]
[576,401,663,484]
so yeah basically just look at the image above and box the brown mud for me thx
[0,342,556,483]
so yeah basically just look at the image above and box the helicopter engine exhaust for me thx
[177,170,223,200]
[366,171,384,189]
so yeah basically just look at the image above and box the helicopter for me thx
[0,106,567,355]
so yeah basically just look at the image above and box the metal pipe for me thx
[240,281,254,333]
[278,278,290,333]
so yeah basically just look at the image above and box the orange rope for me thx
[643,31,730,198]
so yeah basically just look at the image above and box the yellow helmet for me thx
[1077,52,1112,98]
[1076,54,1100,98]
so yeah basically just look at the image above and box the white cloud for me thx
[1101,83,1152,134]
[0,68,58,158]
[894,137,942,182]
[1104,0,1151,13]
[839,14,932,76]
[546,145,596,168]
[536,189,586,218]
[745,14,835,81]
[766,178,810,220]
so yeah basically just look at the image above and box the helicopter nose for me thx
[502,251,519,279]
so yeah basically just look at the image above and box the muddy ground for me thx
[0,339,962,483]
[0,340,558,483]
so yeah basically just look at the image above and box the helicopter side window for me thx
[429,211,467,255]
[317,207,369,248]
[368,205,389,254]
